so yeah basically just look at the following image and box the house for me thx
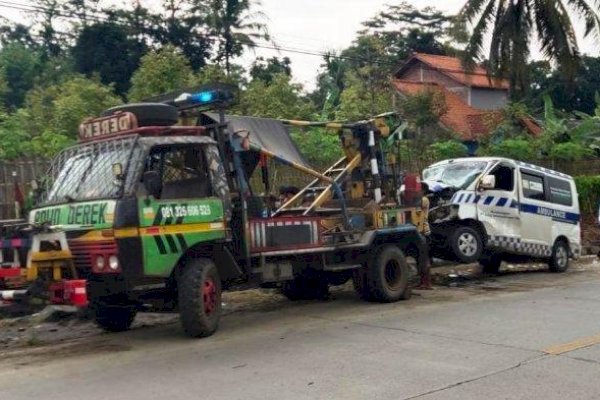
[393,53,541,153]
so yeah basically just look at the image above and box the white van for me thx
[423,157,581,273]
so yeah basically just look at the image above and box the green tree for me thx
[485,102,531,146]
[398,89,448,131]
[0,70,8,102]
[526,57,600,114]
[0,76,120,159]
[0,21,37,48]
[249,56,291,84]
[310,55,348,120]
[336,70,393,121]
[72,22,147,95]
[0,110,33,159]
[197,63,246,86]
[203,0,269,75]
[459,0,600,97]
[61,0,101,28]
[128,46,196,101]
[0,44,41,109]
[362,2,462,58]
[238,73,313,119]
[290,128,342,166]
[152,0,213,70]
[25,75,122,143]
[33,0,66,58]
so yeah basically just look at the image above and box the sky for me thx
[6,0,600,91]
[238,0,467,90]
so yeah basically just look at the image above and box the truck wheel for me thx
[93,304,137,332]
[178,258,222,338]
[102,103,179,127]
[364,245,411,303]
[480,254,502,275]
[450,226,483,263]
[281,276,329,301]
[549,240,570,273]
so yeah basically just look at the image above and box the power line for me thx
[0,0,113,24]
[0,2,401,68]
[249,42,399,68]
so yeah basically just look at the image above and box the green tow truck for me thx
[27,84,428,337]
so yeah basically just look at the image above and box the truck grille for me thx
[69,240,117,271]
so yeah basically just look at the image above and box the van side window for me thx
[522,172,545,201]
[491,165,514,191]
[548,176,572,206]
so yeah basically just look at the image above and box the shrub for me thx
[575,176,600,215]
[550,142,594,161]
[487,138,536,161]
[429,140,468,160]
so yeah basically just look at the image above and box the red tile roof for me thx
[396,53,509,90]
[393,79,540,140]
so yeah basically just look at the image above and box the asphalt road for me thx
[2,262,600,400]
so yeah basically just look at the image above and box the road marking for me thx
[543,333,600,355]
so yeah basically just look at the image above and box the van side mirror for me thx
[479,175,496,190]
[143,171,162,198]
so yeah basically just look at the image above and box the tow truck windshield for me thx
[423,161,489,190]
[41,136,140,205]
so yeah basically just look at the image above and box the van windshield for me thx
[423,161,489,190]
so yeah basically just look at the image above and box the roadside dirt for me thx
[0,256,598,358]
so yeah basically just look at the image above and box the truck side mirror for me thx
[479,175,496,190]
[143,171,162,198]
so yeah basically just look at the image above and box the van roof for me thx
[427,157,573,180]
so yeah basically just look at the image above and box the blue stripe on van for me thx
[520,203,580,224]
[496,198,508,207]
[484,196,494,205]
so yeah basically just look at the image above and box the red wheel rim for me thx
[202,278,217,316]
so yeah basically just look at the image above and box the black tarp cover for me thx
[200,113,309,168]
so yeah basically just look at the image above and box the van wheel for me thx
[480,255,502,275]
[178,258,222,338]
[359,245,411,303]
[450,226,483,263]
[549,240,570,273]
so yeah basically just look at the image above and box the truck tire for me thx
[549,240,570,273]
[480,254,502,275]
[361,245,411,303]
[102,103,179,127]
[93,304,137,332]
[178,258,222,338]
[450,226,483,263]
[281,275,329,301]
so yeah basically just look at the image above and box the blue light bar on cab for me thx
[190,91,215,104]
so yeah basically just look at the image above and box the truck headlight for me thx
[108,255,120,271]
[95,256,105,270]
